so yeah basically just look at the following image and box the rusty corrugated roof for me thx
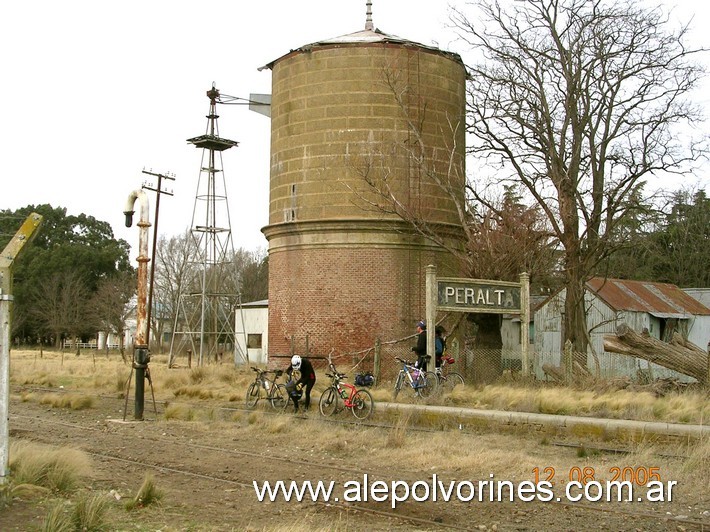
[586,278,710,317]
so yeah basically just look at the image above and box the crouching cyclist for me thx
[286,355,316,413]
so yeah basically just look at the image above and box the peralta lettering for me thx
[444,287,509,306]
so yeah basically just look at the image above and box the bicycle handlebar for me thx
[395,357,416,366]
[251,367,283,377]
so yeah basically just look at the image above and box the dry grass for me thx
[430,382,709,424]
[9,348,708,530]
[36,393,95,410]
[9,349,709,425]
[125,473,163,510]
[42,493,109,532]
[9,440,91,493]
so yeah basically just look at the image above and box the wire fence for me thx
[271,335,702,387]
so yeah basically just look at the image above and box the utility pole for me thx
[141,168,174,349]
[1,213,43,484]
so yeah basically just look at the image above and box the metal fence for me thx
[273,337,699,387]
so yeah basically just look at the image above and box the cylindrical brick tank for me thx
[261,25,466,360]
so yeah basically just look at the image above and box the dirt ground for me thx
[2,381,709,531]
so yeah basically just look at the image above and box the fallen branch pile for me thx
[603,324,708,385]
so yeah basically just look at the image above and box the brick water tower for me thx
[261,3,466,360]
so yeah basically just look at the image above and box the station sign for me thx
[437,278,521,314]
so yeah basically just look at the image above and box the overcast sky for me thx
[1,1,708,256]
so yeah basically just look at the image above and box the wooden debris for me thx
[603,324,708,384]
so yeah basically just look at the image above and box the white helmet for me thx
[291,355,302,370]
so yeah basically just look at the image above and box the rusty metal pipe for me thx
[123,190,151,420]
[123,190,151,348]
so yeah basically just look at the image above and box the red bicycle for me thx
[318,357,374,420]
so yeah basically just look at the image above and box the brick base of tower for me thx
[264,219,461,363]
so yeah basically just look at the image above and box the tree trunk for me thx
[564,276,589,370]
[603,324,708,384]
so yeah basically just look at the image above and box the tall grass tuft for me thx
[72,493,109,531]
[188,367,207,384]
[42,501,73,532]
[42,495,109,532]
[125,473,163,510]
[10,441,90,493]
[386,410,412,448]
[173,385,214,400]
[37,393,94,410]
[163,404,196,421]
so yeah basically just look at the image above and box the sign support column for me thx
[520,272,530,376]
[425,265,437,370]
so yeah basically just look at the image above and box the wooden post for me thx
[563,340,573,385]
[425,265,437,372]
[520,272,530,377]
[374,338,381,386]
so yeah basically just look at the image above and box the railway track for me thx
[10,396,708,531]
[10,387,710,530]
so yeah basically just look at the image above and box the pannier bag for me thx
[354,372,375,387]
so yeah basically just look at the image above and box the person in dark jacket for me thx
[411,320,429,371]
[286,355,316,412]
[435,325,446,374]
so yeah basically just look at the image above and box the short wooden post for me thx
[563,340,573,385]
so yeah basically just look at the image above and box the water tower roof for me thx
[259,27,462,71]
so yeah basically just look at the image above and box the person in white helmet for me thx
[285,354,316,412]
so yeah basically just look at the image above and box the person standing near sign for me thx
[412,320,429,371]
[434,325,446,373]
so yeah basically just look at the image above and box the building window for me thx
[247,334,262,349]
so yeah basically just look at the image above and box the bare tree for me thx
[88,271,135,361]
[153,231,195,352]
[452,0,707,365]
[29,270,91,350]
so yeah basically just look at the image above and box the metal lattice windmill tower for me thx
[169,84,242,367]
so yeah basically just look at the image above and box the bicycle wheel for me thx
[416,371,438,398]
[269,384,289,410]
[351,389,374,420]
[245,382,260,409]
[441,372,465,393]
[392,371,404,400]
[319,387,339,417]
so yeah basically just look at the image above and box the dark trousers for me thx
[292,379,315,411]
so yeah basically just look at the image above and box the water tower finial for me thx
[365,0,373,31]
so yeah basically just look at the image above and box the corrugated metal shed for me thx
[586,278,710,317]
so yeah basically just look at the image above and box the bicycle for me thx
[318,358,374,420]
[393,356,437,399]
[435,355,465,393]
[245,367,288,410]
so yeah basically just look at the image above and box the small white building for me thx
[235,299,269,365]
[684,288,710,311]
[500,295,548,371]
[534,278,710,381]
